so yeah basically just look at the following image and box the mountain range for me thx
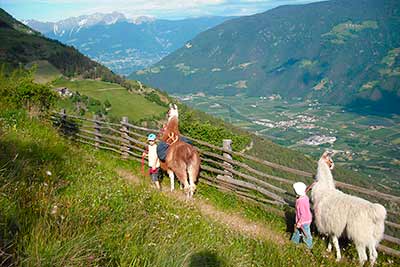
[0,8,130,88]
[25,13,232,75]
[130,0,400,114]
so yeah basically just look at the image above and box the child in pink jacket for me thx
[291,182,313,249]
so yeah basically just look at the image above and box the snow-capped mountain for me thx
[24,13,232,75]
[25,12,127,37]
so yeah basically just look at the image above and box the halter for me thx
[165,132,179,145]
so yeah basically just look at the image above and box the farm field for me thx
[179,95,400,191]
[52,78,167,121]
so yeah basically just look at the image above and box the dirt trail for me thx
[117,168,287,245]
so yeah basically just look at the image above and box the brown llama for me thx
[160,104,200,198]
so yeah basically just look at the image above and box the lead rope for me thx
[141,147,148,176]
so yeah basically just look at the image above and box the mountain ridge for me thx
[25,13,233,75]
[0,8,134,89]
[130,0,400,114]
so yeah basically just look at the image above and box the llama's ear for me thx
[327,150,335,157]
[173,104,178,110]
[169,103,173,109]
[322,151,329,158]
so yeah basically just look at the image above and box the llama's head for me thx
[319,151,334,170]
[314,151,336,189]
[168,103,179,121]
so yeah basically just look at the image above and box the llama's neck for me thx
[311,160,336,203]
[315,159,335,189]
[162,116,180,142]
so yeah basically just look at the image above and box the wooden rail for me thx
[50,110,400,257]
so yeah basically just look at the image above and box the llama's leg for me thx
[174,168,190,198]
[184,180,191,199]
[356,244,367,266]
[178,173,190,198]
[187,170,196,198]
[187,160,199,198]
[367,243,378,266]
[167,170,175,192]
[188,183,196,198]
[327,237,332,252]
[332,235,341,261]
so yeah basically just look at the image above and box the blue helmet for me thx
[147,133,156,141]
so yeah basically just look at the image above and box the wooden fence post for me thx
[120,116,129,159]
[93,114,100,149]
[222,139,233,177]
[60,108,67,135]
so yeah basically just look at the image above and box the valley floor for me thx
[178,95,400,195]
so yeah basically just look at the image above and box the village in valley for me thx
[177,93,400,191]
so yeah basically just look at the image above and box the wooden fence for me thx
[50,110,400,257]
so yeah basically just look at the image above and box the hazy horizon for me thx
[2,0,322,22]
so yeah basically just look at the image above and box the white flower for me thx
[46,171,52,176]
[51,205,58,215]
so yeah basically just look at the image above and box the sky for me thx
[1,0,322,22]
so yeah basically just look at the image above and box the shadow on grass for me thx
[283,206,296,236]
[52,116,80,138]
[0,136,67,266]
[188,250,226,267]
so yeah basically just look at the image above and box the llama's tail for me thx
[371,203,386,242]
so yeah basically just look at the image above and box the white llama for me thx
[311,151,387,266]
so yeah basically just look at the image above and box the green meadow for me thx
[2,108,398,266]
[26,60,62,84]
[52,78,167,121]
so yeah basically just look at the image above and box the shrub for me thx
[0,65,57,112]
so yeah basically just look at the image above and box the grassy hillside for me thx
[3,105,399,266]
[0,8,135,91]
[1,54,398,267]
[52,78,167,121]
[25,60,62,84]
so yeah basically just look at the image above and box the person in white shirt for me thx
[143,133,161,190]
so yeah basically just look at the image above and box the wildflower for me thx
[51,205,58,215]
[46,170,52,176]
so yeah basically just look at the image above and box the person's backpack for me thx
[156,137,193,162]
[179,136,192,145]
[157,141,169,162]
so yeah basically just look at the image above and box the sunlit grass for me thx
[52,78,167,121]
[0,109,397,266]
